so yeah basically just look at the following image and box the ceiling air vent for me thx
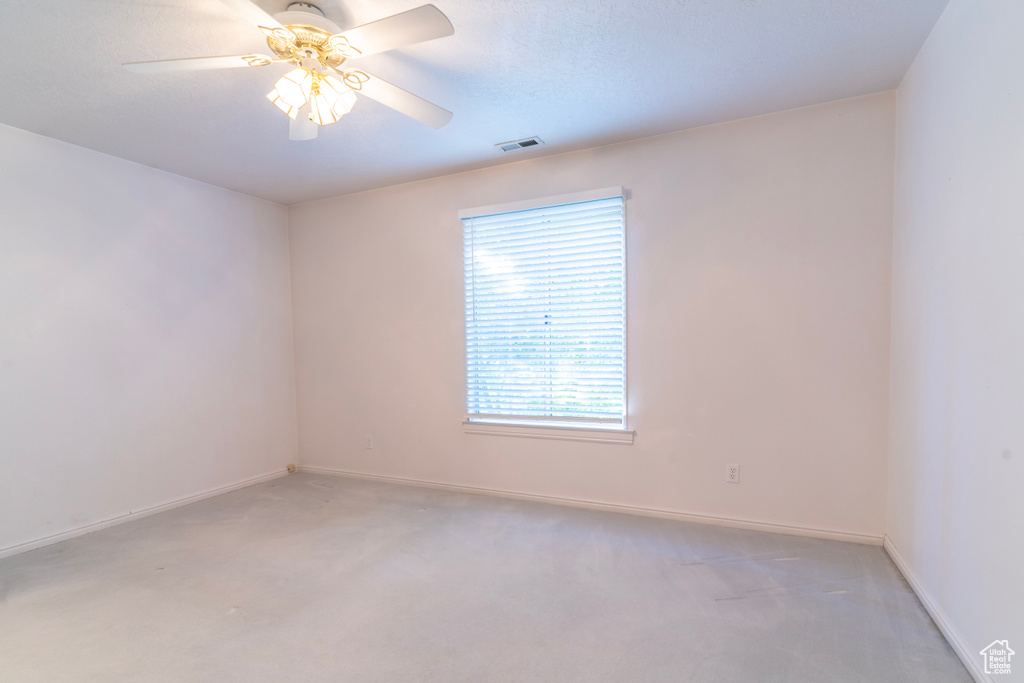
[496,136,544,152]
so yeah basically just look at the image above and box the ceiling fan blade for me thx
[335,5,454,59]
[353,71,452,128]
[122,54,275,74]
[218,0,288,31]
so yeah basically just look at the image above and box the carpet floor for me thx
[0,473,969,682]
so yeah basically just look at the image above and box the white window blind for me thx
[462,190,626,426]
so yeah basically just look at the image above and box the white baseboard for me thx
[298,465,883,546]
[883,535,988,682]
[0,469,290,561]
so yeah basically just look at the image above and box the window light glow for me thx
[461,194,627,426]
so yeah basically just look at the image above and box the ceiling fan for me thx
[123,0,454,140]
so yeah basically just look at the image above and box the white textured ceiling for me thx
[0,0,948,204]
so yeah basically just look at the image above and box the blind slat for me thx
[464,194,625,424]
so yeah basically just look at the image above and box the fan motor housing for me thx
[268,4,345,67]
[273,3,340,33]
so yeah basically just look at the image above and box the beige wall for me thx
[289,92,895,541]
[889,0,1024,671]
[0,124,298,555]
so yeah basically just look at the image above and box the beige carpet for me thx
[0,473,969,682]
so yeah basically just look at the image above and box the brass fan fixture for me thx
[123,0,454,140]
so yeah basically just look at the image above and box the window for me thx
[460,187,632,444]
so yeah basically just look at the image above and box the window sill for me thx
[462,420,635,445]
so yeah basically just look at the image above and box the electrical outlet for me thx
[726,464,740,483]
[365,434,374,449]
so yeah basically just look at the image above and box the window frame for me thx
[459,187,633,445]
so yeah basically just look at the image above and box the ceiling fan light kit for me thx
[123,0,454,140]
